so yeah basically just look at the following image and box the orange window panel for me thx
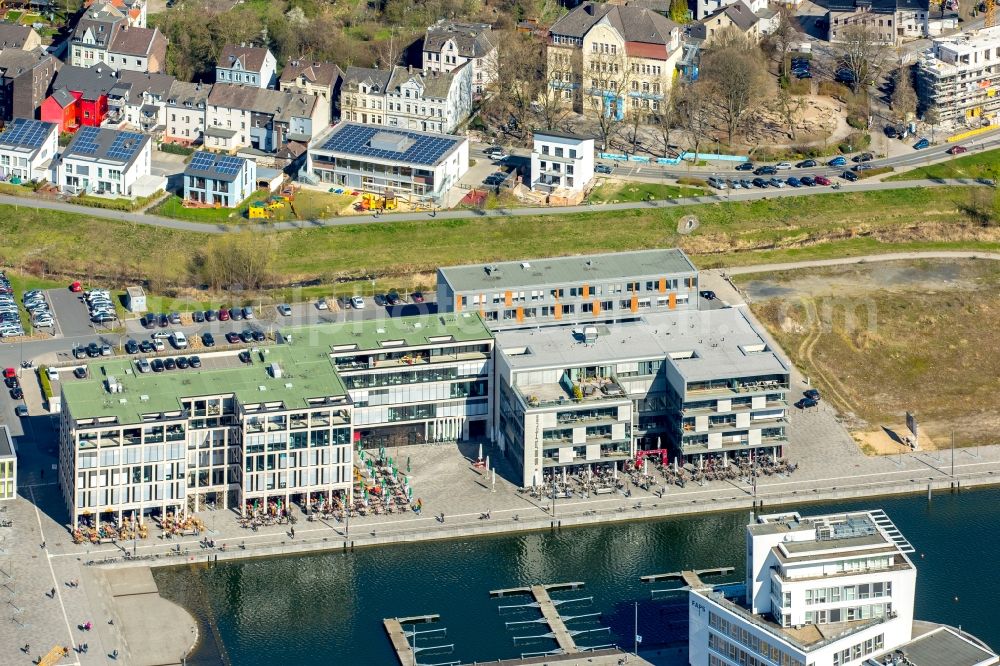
[516,307,524,323]
[554,304,563,320]
[593,300,601,316]
[668,293,676,309]
[658,278,666,293]
[504,290,512,307]
[582,283,590,298]
[454,295,463,312]
[630,295,638,312]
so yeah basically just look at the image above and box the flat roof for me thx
[62,344,347,426]
[439,248,697,292]
[888,627,999,666]
[282,312,493,353]
[496,307,788,382]
[0,424,13,459]
[313,122,465,167]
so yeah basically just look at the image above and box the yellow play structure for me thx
[359,192,397,211]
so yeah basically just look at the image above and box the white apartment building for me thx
[216,44,277,89]
[0,118,58,182]
[164,80,211,145]
[916,25,1000,126]
[0,425,16,502]
[422,20,498,97]
[690,509,917,666]
[530,130,595,201]
[57,126,151,197]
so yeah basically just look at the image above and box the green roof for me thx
[437,249,698,292]
[281,312,493,352]
[62,343,347,425]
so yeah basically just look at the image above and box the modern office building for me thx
[182,151,256,207]
[0,424,16,501]
[284,313,494,447]
[690,509,920,666]
[437,249,699,330]
[493,307,789,486]
[58,345,354,527]
[916,25,1000,126]
[0,118,58,182]
[307,122,469,202]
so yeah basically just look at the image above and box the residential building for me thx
[58,345,353,527]
[492,306,788,486]
[530,130,595,204]
[545,1,683,123]
[183,151,256,207]
[689,509,919,666]
[689,1,762,44]
[341,64,473,134]
[0,49,59,121]
[85,0,147,28]
[436,248,699,329]
[164,80,211,145]
[216,44,277,89]
[70,2,127,68]
[690,0,768,22]
[0,22,42,50]
[0,118,58,181]
[916,26,1000,126]
[105,70,173,133]
[339,66,392,125]
[107,26,167,73]
[286,314,495,447]
[40,63,117,133]
[422,19,498,97]
[279,58,343,122]
[205,84,323,153]
[57,126,151,196]
[307,122,469,202]
[826,0,931,45]
[0,425,16,501]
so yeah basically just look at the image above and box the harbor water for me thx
[154,488,1000,665]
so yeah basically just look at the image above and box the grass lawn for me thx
[741,260,1000,448]
[150,195,243,223]
[887,147,1000,181]
[291,190,356,220]
[587,181,705,203]
[4,11,22,22]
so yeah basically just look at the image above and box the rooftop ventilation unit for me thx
[269,363,282,379]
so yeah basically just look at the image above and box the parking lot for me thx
[45,287,93,337]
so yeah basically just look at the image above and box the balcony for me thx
[518,373,628,409]
[686,379,789,398]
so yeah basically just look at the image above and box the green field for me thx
[888,147,1000,181]
[150,195,247,223]
[587,181,705,203]
[0,186,997,295]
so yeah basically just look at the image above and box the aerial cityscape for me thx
[0,0,998,664]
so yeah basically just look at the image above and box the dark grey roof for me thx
[0,424,12,459]
[62,126,149,167]
[0,22,36,49]
[71,2,125,48]
[314,122,464,167]
[826,0,926,12]
[716,1,759,32]
[218,44,272,73]
[895,628,999,666]
[386,65,463,100]
[207,83,315,120]
[549,1,677,44]
[116,70,174,103]
[50,88,75,107]
[279,59,343,89]
[343,66,392,93]
[0,48,51,77]
[53,63,118,101]
[424,20,496,58]
[184,150,251,182]
[166,80,211,107]
[109,26,164,57]
[534,129,597,141]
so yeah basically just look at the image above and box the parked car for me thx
[852,152,874,163]
[754,165,777,176]
[139,340,155,353]
[69,281,83,292]
[229,307,243,321]
[164,357,177,371]
[373,294,387,307]
[316,298,329,310]
[226,331,241,344]
[238,350,251,364]
[239,330,254,343]
[202,332,216,347]
[277,304,292,316]
[151,330,171,340]
[884,125,898,138]
[796,159,817,168]
[171,332,188,349]
[10,386,22,400]
[205,309,217,322]
[124,339,139,354]
[242,306,254,319]
[86,342,101,357]
[141,314,156,329]
[852,163,873,172]
[814,175,831,186]
[708,176,727,189]
[828,156,847,167]
[795,397,818,409]
[947,145,968,155]
[218,308,230,321]
[252,330,266,342]
[177,356,190,370]
[151,358,165,373]
[752,177,769,188]
[15,405,27,417]
[74,366,89,379]
[411,291,425,303]
[804,388,821,401]
[158,313,169,328]
[800,176,816,186]
[91,313,115,324]
[786,176,802,187]
[168,312,181,325]
[775,162,792,170]
[913,138,930,150]
[73,347,87,360]
[842,170,859,181]
[700,290,717,301]
[595,164,612,174]
[154,339,165,352]
[735,162,754,171]
[386,291,402,305]
[101,344,112,356]
[192,310,205,323]
[4,376,18,389]
[189,356,202,368]
[768,178,785,188]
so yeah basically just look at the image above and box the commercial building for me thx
[916,26,1000,126]
[0,118,58,181]
[530,130,595,204]
[216,44,277,89]
[436,249,699,330]
[493,307,789,487]
[826,0,931,45]
[57,125,152,196]
[0,424,15,501]
[183,151,256,207]
[690,509,919,666]
[307,122,469,202]
[545,1,683,122]
[422,20,498,97]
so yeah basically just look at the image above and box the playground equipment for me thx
[359,191,397,211]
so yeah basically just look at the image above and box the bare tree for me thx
[537,65,573,132]
[839,23,889,95]
[768,6,801,77]
[923,107,940,141]
[774,85,806,140]
[198,231,275,291]
[482,31,546,136]
[585,48,633,151]
[652,92,676,157]
[701,33,767,145]
[675,79,714,165]
[889,65,917,123]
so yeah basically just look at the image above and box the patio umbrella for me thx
[477,443,483,461]
[408,486,413,498]
[562,467,567,485]
[406,456,411,473]
[643,458,648,476]
[613,465,618,480]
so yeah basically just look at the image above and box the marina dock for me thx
[383,614,441,666]
[491,582,587,655]
[640,567,734,589]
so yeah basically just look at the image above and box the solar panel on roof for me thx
[73,126,100,155]
[0,119,50,149]
[105,131,144,162]
[319,124,457,166]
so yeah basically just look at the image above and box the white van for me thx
[171,331,188,349]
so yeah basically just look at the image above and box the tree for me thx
[924,107,940,141]
[839,23,889,95]
[652,92,676,157]
[481,31,547,136]
[890,65,917,123]
[675,79,714,166]
[197,231,275,291]
[669,0,689,23]
[769,6,801,76]
[585,48,633,151]
[775,85,805,140]
[700,32,767,145]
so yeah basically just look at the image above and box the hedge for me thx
[857,166,894,179]
[74,190,164,212]
[677,176,708,187]
[158,142,195,156]
[38,366,53,399]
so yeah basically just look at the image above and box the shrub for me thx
[677,176,708,187]
[846,115,867,130]
[75,190,163,212]
[818,81,850,100]
[158,142,195,156]
[787,79,811,96]
[38,366,53,399]
[0,182,33,197]
[857,166,894,179]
